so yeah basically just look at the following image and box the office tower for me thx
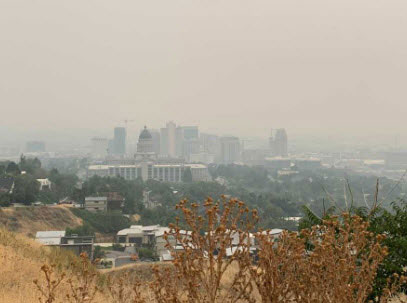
[113,127,126,155]
[200,133,220,155]
[274,129,288,157]
[160,121,177,157]
[269,128,288,157]
[91,137,109,158]
[168,126,200,161]
[182,126,199,140]
[150,129,161,154]
[220,136,241,164]
[179,126,199,161]
[26,141,46,153]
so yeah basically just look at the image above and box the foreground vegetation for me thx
[27,197,406,302]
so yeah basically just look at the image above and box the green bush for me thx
[70,208,130,234]
[137,247,156,260]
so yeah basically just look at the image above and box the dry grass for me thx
[2,198,407,303]
[0,227,102,303]
[0,205,82,237]
[0,227,51,303]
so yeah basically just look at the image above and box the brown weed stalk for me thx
[65,252,99,303]
[151,196,258,303]
[33,264,65,303]
[245,213,405,303]
[107,271,146,303]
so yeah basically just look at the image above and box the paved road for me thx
[114,256,134,268]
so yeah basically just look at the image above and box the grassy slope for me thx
[0,227,54,302]
[0,227,405,303]
[0,205,82,237]
[0,227,155,303]
[0,227,107,303]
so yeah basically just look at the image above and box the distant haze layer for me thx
[1,0,407,142]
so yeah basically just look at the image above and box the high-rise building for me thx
[26,141,46,153]
[200,133,220,155]
[220,136,241,164]
[160,121,177,157]
[269,128,288,157]
[113,127,126,155]
[91,137,109,159]
[150,129,161,155]
[176,126,199,161]
[182,126,199,140]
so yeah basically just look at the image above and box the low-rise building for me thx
[37,178,52,191]
[84,196,108,212]
[35,231,94,259]
[294,158,322,170]
[88,162,211,183]
[105,192,125,211]
[265,157,291,170]
[84,193,125,212]
[116,225,194,261]
[116,225,169,246]
[185,164,212,182]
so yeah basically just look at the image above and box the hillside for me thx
[0,227,56,302]
[0,205,82,237]
[0,226,406,302]
[0,227,152,303]
[0,227,101,303]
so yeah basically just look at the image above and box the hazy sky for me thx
[1,0,407,144]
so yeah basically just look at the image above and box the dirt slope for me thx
[0,205,82,237]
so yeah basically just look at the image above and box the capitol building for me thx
[87,127,211,183]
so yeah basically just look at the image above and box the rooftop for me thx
[88,165,110,170]
[85,197,108,201]
[35,230,66,245]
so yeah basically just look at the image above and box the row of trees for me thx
[0,156,79,206]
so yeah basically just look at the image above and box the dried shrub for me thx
[106,271,146,303]
[150,196,258,303]
[244,213,406,303]
[33,264,65,303]
[65,252,99,303]
[32,198,404,303]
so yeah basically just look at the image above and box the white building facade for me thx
[88,162,211,182]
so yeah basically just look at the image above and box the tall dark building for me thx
[113,127,126,155]
[150,129,161,154]
[269,128,288,157]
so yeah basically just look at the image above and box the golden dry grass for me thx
[0,227,50,302]
[0,205,82,237]
[0,226,407,303]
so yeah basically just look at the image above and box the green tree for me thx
[12,174,39,205]
[66,223,95,237]
[369,201,407,298]
[0,193,11,207]
[182,167,193,183]
[0,164,5,175]
[48,169,78,201]
[6,162,20,175]
[70,209,130,234]
[19,155,43,176]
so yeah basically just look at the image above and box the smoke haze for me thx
[1,0,407,144]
